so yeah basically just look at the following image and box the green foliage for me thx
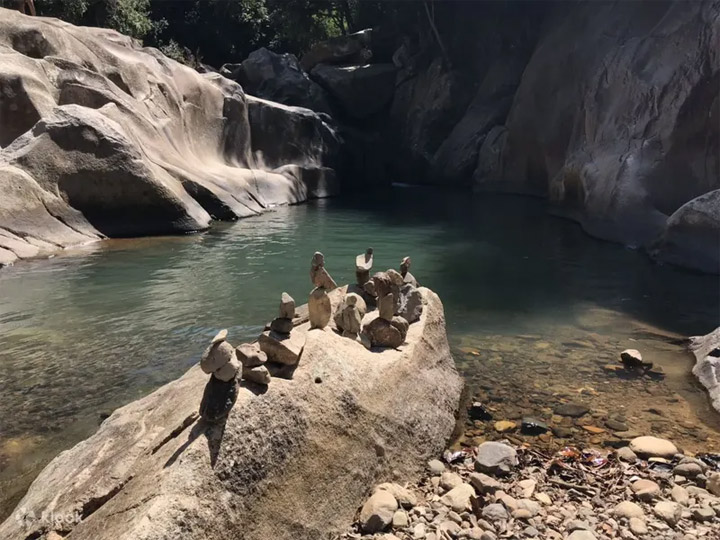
[106,0,153,39]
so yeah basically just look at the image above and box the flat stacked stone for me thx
[236,342,271,386]
[259,330,306,365]
[363,271,410,348]
[270,292,295,334]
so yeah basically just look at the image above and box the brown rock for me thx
[308,286,332,329]
[235,343,267,368]
[364,317,403,348]
[258,330,306,365]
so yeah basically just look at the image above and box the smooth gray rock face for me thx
[311,63,397,119]
[474,441,518,476]
[234,47,331,113]
[0,288,462,540]
[651,190,720,274]
[0,9,340,266]
[398,284,423,324]
[258,329,306,365]
[689,328,720,413]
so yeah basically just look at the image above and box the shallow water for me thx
[0,188,718,518]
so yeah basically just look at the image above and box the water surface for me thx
[1,189,718,518]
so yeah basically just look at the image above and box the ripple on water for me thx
[0,189,718,519]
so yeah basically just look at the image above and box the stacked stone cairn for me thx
[308,251,337,329]
[397,256,423,324]
[199,329,241,422]
[258,291,306,367]
[361,271,410,348]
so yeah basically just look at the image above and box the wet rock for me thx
[605,419,628,432]
[474,441,518,476]
[520,418,548,435]
[613,501,645,519]
[360,490,398,533]
[258,330,305,365]
[629,436,678,458]
[279,292,296,319]
[554,403,589,417]
[494,420,517,433]
[551,426,573,438]
[469,402,493,421]
[308,286,332,329]
[199,375,238,423]
[653,501,681,525]
[235,343,267,368]
[440,483,475,512]
[242,365,271,385]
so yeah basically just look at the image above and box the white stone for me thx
[440,483,475,512]
[613,501,645,519]
[360,490,398,533]
[653,501,682,525]
[629,436,678,458]
[440,471,464,491]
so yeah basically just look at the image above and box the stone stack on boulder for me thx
[334,292,367,344]
[259,291,307,372]
[236,342,271,386]
[199,329,241,421]
[308,251,337,330]
[0,272,462,540]
[362,271,409,349]
[400,256,418,287]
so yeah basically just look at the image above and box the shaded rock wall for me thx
[0,287,463,540]
[0,8,340,266]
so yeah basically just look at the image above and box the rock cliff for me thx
[0,8,340,267]
[0,287,463,540]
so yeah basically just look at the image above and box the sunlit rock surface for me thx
[0,8,339,266]
[0,287,462,540]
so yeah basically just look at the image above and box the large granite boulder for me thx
[233,47,332,114]
[482,2,719,268]
[0,287,462,539]
[690,327,720,413]
[311,63,397,120]
[650,190,720,274]
[0,9,340,266]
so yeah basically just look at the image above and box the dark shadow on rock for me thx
[266,362,298,380]
[205,419,227,468]
[239,379,270,396]
[164,420,207,469]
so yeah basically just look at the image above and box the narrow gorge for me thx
[0,2,718,540]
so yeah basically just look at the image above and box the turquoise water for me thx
[0,188,718,517]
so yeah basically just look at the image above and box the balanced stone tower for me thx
[199,329,241,422]
[308,251,336,329]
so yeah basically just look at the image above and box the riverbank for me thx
[1,194,718,523]
[339,436,720,539]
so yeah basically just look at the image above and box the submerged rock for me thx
[474,441,518,476]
